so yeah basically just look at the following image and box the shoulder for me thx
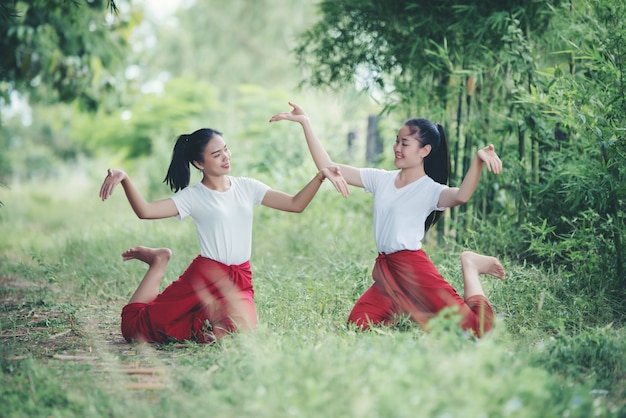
[424,176,447,187]
[361,167,395,179]
[424,176,448,194]
[231,176,270,191]
[361,168,397,183]
[172,182,202,197]
[232,176,266,186]
[361,168,397,192]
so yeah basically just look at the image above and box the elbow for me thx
[135,210,151,219]
[456,196,470,205]
[291,202,309,213]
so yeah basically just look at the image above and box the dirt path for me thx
[1,276,181,391]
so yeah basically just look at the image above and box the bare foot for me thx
[121,246,172,265]
[460,251,505,280]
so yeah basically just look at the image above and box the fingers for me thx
[481,145,502,174]
[99,169,116,201]
[323,166,350,197]
[269,101,305,122]
[329,178,350,198]
[268,111,294,123]
[100,182,112,201]
[488,156,502,174]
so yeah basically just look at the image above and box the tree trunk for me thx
[365,115,382,164]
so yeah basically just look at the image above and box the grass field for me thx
[1,163,624,417]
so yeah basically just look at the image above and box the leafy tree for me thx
[0,0,126,111]
[518,0,626,297]
[295,0,562,236]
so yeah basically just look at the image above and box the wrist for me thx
[316,172,325,182]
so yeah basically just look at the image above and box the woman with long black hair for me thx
[270,102,505,337]
[99,127,339,343]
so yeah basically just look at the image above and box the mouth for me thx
[222,163,230,169]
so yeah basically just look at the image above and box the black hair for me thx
[163,128,222,192]
[403,118,450,232]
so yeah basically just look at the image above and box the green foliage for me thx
[0,0,130,109]
[71,77,221,159]
[296,0,560,106]
[533,325,626,396]
[514,0,626,297]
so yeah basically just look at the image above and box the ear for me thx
[420,144,432,158]
[191,160,203,170]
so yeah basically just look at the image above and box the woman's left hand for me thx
[477,145,503,174]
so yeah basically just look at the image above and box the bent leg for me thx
[122,246,173,304]
[460,251,505,299]
[375,250,503,337]
[459,251,505,336]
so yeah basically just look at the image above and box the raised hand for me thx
[268,101,308,124]
[477,145,503,174]
[322,166,350,198]
[99,168,127,201]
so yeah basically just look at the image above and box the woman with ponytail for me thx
[270,102,505,337]
[99,128,339,344]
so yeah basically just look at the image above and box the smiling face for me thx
[194,134,231,175]
[393,125,431,169]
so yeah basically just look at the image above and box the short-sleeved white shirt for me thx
[170,176,270,265]
[360,168,448,254]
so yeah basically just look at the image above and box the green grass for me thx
[0,165,624,417]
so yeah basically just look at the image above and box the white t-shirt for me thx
[170,176,270,265]
[360,168,448,254]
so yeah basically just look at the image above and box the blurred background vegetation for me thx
[0,0,625,416]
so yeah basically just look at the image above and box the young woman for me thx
[270,102,505,337]
[99,127,336,344]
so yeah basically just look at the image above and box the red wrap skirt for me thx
[348,250,494,337]
[121,256,256,344]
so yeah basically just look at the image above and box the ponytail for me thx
[403,119,450,232]
[163,128,222,192]
[423,124,450,232]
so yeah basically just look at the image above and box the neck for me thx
[202,174,230,192]
[396,165,426,185]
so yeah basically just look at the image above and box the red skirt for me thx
[348,250,494,337]
[121,256,256,343]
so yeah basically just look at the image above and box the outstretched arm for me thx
[99,168,178,219]
[437,144,502,208]
[261,168,336,212]
[270,101,363,194]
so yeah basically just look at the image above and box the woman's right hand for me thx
[268,101,308,124]
[99,168,127,201]
[322,166,350,198]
